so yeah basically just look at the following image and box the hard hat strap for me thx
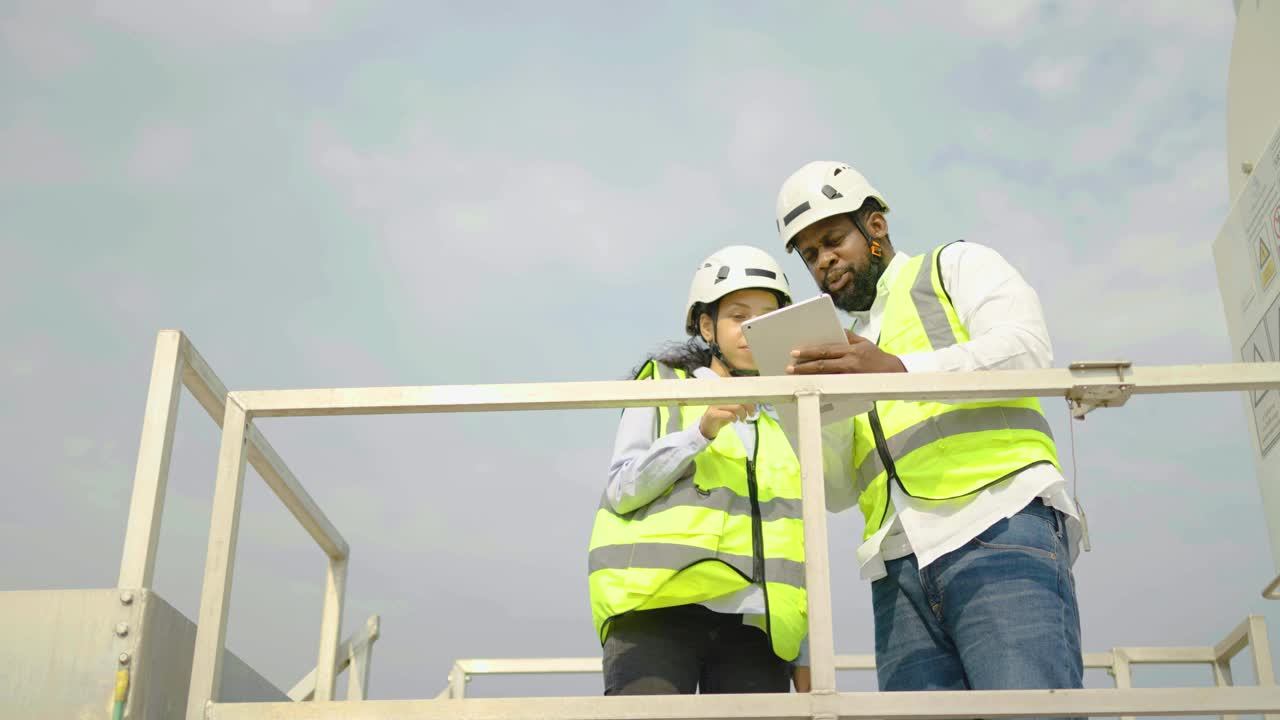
[851,213,886,291]
[705,302,760,377]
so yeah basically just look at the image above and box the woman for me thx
[588,245,810,695]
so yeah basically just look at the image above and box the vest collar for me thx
[848,250,913,334]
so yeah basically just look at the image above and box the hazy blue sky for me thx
[2,0,1270,705]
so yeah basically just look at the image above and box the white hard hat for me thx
[684,245,792,335]
[775,161,889,252]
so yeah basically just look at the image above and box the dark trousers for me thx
[602,604,792,695]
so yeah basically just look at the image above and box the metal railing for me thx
[119,331,374,707]
[435,614,1278,720]
[171,335,1280,719]
[289,615,381,702]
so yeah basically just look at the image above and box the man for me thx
[774,160,1083,702]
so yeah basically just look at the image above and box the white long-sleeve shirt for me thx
[820,241,1083,581]
[606,366,809,665]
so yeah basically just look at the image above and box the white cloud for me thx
[1022,55,1087,98]
[5,332,42,378]
[936,136,1228,362]
[126,125,194,184]
[866,0,1050,47]
[683,28,837,188]
[308,121,733,319]
[90,0,340,42]
[961,0,1230,47]
[960,0,1038,33]
[723,81,836,187]
[1,3,91,75]
[1046,148,1229,357]
[62,435,95,459]
[0,116,87,186]
[1127,1,1234,37]
[1060,45,1193,172]
[1065,112,1142,170]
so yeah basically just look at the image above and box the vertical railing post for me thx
[1213,643,1240,720]
[1111,648,1137,720]
[1213,656,1236,687]
[347,616,378,701]
[448,663,468,699]
[796,392,837,703]
[1246,615,1278,720]
[186,399,250,720]
[314,556,348,700]
[118,330,186,589]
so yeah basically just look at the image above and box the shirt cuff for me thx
[675,424,713,452]
[897,351,941,374]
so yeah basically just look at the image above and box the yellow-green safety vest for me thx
[853,243,1061,539]
[587,361,808,661]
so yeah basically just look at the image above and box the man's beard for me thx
[825,265,880,312]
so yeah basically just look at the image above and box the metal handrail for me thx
[117,331,355,708]
[434,615,1277,718]
[119,331,347,589]
[289,615,382,701]
[180,350,1280,719]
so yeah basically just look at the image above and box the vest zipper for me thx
[745,419,775,649]
[868,331,902,529]
[744,421,765,584]
[867,403,900,530]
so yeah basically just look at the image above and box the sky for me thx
[2,0,1273,710]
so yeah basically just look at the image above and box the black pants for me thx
[602,605,792,695]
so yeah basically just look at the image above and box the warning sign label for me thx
[1244,291,1280,456]
[1260,235,1277,290]
[1235,174,1280,311]
[1212,117,1280,575]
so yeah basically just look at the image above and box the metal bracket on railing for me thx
[1067,361,1134,419]
[1264,574,1280,600]
[445,663,470,699]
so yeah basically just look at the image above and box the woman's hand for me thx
[698,404,756,440]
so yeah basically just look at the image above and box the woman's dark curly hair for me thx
[629,301,717,377]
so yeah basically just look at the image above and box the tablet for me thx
[741,294,873,438]
[743,294,848,376]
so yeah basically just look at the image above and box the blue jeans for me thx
[872,499,1082,712]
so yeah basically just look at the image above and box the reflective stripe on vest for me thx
[651,361,683,435]
[588,543,807,589]
[629,362,802,523]
[851,244,1060,538]
[854,405,1055,491]
[588,359,808,661]
[598,483,804,523]
[908,247,959,350]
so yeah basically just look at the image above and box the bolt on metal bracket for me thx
[1067,360,1134,419]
